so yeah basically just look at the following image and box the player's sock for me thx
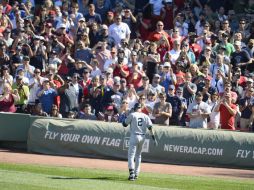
[128,169,135,181]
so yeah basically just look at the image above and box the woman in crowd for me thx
[0,83,19,112]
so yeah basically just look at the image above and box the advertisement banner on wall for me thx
[27,118,254,168]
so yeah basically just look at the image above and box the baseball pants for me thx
[128,134,145,176]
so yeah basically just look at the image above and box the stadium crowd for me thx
[0,0,254,131]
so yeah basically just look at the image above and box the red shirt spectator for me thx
[219,103,237,130]
[157,43,170,62]
[2,1,12,15]
[137,12,152,41]
[148,21,170,42]
[113,62,130,79]
[216,94,237,130]
[127,70,143,89]
[161,2,174,30]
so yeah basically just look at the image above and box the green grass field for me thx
[0,162,253,190]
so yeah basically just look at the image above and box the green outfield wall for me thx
[27,118,254,168]
[1,113,254,168]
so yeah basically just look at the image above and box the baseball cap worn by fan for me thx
[106,105,114,111]
[218,45,226,50]
[59,23,66,29]
[163,62,171,67]
[16,75,23,80]
[79,17,86,22]
[107,11,114,16]
[120,78,126,83]
[114,76,121,85]
[247,78,253,83]
[1,65,8,70]
[177,87,183,92]
[154,74,161,78]
[168,85,175,90]
[23,56,30,61]
[106,68,113,74]
[66,76,72,81]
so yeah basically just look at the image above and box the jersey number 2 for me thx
[137,118,143,127]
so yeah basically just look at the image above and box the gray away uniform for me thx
[124,112,153,176]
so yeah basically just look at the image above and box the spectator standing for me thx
[209,54,229,79]
[71,73,84,105]
[235,19,250,42]
[89,22,100,48]
[153,92,172,126]
[58,77,79,118]
[112,55,130,79]
[167,86,185,126]
[94,40,111,71]
[214,93,237,130]
[207,91,220,129]
[12,75,29,113]
[85,4,102,26]
[231,40,251,73]
[27,68,46,106]
[118,99,130,123]
[0,83,19,112]
[108,14,131,47]
[135,10,152,41]
[164,39,181,66]
[30,36,47,72]
[37,80,57,114]
[180,72,197,106]
[219,32,235,57]
[74,41,93,64]
[239,88,254,131]
[145,42,160,83]
[187,92,211,129]
[16,56,35,80]
[160,62,176,94]
[122,8,137,39]
[1,65,13,86]
[150,74,164,94]
[148,21,170,43]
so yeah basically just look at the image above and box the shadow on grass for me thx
[49,176,126,182]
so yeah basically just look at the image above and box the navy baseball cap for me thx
[134,103,141,110]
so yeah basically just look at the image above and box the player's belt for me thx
[135,133,145,135]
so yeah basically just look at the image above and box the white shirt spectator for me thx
[164,49,181,65]
[28,77,47,104]
[108,22,131,47]
[187,100,211,128]
[208,101,220,129]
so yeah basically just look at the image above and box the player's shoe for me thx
[128,174,135,181]
[134,175,138,180]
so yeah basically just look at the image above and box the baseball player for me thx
[122,103,158,181]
